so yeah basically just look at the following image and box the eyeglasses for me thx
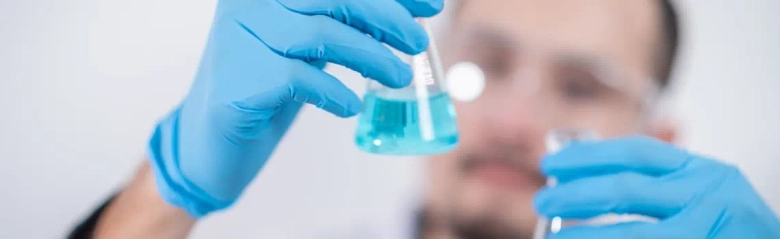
[445,45,661,134]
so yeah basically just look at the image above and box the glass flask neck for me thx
[367,18,447,94]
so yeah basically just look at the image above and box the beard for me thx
[419,197,534,239]
[452,213,530,239]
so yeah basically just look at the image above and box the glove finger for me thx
[541,136,692,182]
[232,3,412,88]
[395,0,445,17]
[277,0,430,54]
[548,222,666,239]
[242,60,362,118]
[308,59,328,70]
[288,61,362,117]
[662,198,739,239]
[535,172,690,220]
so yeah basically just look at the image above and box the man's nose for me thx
[474,89,547,145]
[474,67,549,144]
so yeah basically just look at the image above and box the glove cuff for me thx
[147,108,233,218]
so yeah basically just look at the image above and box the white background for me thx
[1,0,779,238]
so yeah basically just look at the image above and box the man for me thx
[70,0,780,238]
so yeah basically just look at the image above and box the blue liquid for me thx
[355,92,459,155]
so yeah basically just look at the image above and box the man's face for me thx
[429,0,663,238]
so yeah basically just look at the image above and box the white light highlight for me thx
[446,61,485,102]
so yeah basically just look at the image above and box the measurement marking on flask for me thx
[412,53,435,140]
[413,54,435,86]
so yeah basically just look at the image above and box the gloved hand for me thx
[535,136,780,238]
[147,0,443,218]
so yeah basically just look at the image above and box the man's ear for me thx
[648,117,679,144]
[645,96,680,144]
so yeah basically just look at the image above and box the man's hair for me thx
[450,0,681,90]
[656,0,680,89]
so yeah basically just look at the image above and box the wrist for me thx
[147,108,234,218]
[94,162,195,239]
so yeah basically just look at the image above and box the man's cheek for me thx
[453,105,484,145]
[453,101,480,124]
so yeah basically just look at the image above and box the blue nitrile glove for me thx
[535,136,780,238]
[147,0,444,218]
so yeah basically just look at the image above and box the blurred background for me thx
[1,0,779,238]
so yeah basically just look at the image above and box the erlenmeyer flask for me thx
[354,18,459,155]
[534,129,599,239]
[533,129,659,239]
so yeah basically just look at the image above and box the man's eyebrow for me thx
[461,24,518,52]
[557,53,606,71]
